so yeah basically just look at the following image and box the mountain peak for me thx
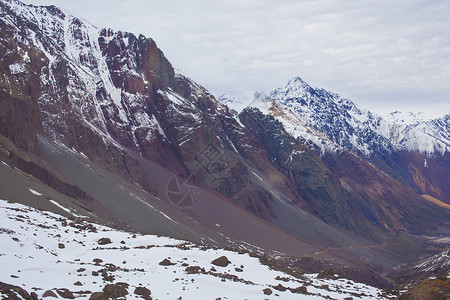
[269,76,316,100]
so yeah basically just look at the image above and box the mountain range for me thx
[0,0,449,298]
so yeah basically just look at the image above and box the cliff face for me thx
[0,0,277,219]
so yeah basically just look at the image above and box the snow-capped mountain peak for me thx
[249,77,450,157]
[270,76,316,100]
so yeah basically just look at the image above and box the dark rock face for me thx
[239,107,360,229]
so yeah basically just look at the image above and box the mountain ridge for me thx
[1,0,449,294]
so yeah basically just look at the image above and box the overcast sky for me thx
[23,0,450,117]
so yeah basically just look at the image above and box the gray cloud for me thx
[24,0,450,117]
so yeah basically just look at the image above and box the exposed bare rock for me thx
[0,281,34,299]
[42,290,58,298]
[89,292,108,300]
[97,238,112,245]
[263,288,272,295]
[159,258,175,266]
[56,288,75,299]
[102,282,129,298]
[398,277,450,300]
[134,286,152,300]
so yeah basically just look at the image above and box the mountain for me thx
[0,0,449,295]
[247,76,450,203]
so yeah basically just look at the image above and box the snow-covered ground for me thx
[0,198,391,299]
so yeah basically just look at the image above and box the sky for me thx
[23,0,450,117]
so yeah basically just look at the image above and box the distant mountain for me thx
[227,76,450,202]
[250,77,450,157]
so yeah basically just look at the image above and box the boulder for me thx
[211,256,230,267]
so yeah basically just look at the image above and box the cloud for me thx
[24,0,450,117]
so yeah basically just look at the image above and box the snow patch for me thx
[28,188,42,196]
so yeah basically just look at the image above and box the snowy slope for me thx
[235,77,450,157]
[0,198,391,299]
[1,0,168,148]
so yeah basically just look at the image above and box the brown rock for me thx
[89,292,108,300]
[211,256,230,267]
[263,288,272,295]
[74,281,83,286]
[58,243,65,249]
[159,258,174,266]
[93,258,103,264]
[273,283,287,292]
[185,266,204,274]
[134,286,152,299]
[97,238,112,245]
[42,290,58,298]
[103,282,129,298]
[290,286,308,294]
[56,288,75,299]
[0,281,33,299]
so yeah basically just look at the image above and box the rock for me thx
[398,277,450,299]
[103,282,129,298]
[42,290,58,298]
[74,281,83,286]
[93,258,103,264]
[159,258,174,266]
[31,292,39,299]
[185,266,204,274]
[134,286,152,299]
[235,268,243,272]
[58,243,65,249]
[77,268,86,272]
[273,284,287,292]
[97,238,112,245]
[0,281,33,299]
[290,286,308,294]
[263,288,272,295]
[89,292,108,300]
[56,288,75,299]
[92,271,99,276]
[211,256,230,267]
